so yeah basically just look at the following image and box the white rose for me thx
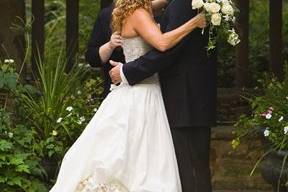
[221,3,234,16]
[222,0,230,4]
[192,0,204,9]
[203,3,211,12]
[209,2,221,13]
[211,13,222,26]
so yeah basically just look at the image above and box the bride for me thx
[50,0,206,191]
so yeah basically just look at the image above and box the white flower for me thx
[265,113,272,120]
[78,63,84,67]
[56,117,63,123]
[209,2,221,13]
[284,126,288,135]
[211,13,222,26]
[232,16,236,23]
[4,59,14,64]
[77,90,82,95]
[192,0,204,9]
[279,116,284,122]
[221,3,234,15]
[71,95,75,99]
[80,116,85,122]
[52,130,58,136]
[223,14,231,21]
[203,3,211,12]
[8,132,13,138]
[93,108,98,112]
[66,106,73,112]
[227,29,241,46]
[264,129,270,137]
[77,120,83,125]
[222,0,231,5]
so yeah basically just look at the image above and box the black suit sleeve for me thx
[122,0,198,85]
[85,12,108,68]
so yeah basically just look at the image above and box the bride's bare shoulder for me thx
[127,8,153,23]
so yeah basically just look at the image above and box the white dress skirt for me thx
[50,37,182,192]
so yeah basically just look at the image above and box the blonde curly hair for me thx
[112,0,152,32]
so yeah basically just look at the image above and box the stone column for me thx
[0,0,26,71]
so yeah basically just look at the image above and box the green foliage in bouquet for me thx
[192,0,240,51]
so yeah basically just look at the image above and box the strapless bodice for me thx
[122,37,158,84]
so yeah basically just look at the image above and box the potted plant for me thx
[234,67,288,192]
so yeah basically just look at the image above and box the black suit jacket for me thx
[85,5,125,97]
[122,0,217,128]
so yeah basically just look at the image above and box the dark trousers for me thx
[171,126,212,192]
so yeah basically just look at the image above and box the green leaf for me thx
[16,164,30,173]
[5,73,18,90]
[9,156,25,166]
[0,140,13,152]
[0,71,4,88]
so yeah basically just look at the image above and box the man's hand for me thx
[109,60,122,84]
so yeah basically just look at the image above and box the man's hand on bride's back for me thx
[109,60,123,84]
[194,13,207,29]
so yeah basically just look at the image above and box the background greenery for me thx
[218,0,288,88]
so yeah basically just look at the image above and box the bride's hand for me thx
[194,13,207,29]
[109,32,123,50]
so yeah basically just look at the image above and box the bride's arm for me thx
[130,8,206,52]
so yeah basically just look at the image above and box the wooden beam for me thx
[269,0,283,78]
[235,0,249,88]
[66,0,79,72]
[31,0,45,74]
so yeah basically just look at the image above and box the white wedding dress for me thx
[50,37,182,192]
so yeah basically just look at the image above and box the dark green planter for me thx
[260,150,288,192]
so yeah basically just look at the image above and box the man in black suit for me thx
[85,1,125,97]
[109,0,217,191]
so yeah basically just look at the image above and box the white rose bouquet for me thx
[192,0,240,50]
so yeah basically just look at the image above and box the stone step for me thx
[211,126,272,191]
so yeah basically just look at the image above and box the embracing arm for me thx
[121,0,202,85]
[130,8,205,52]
